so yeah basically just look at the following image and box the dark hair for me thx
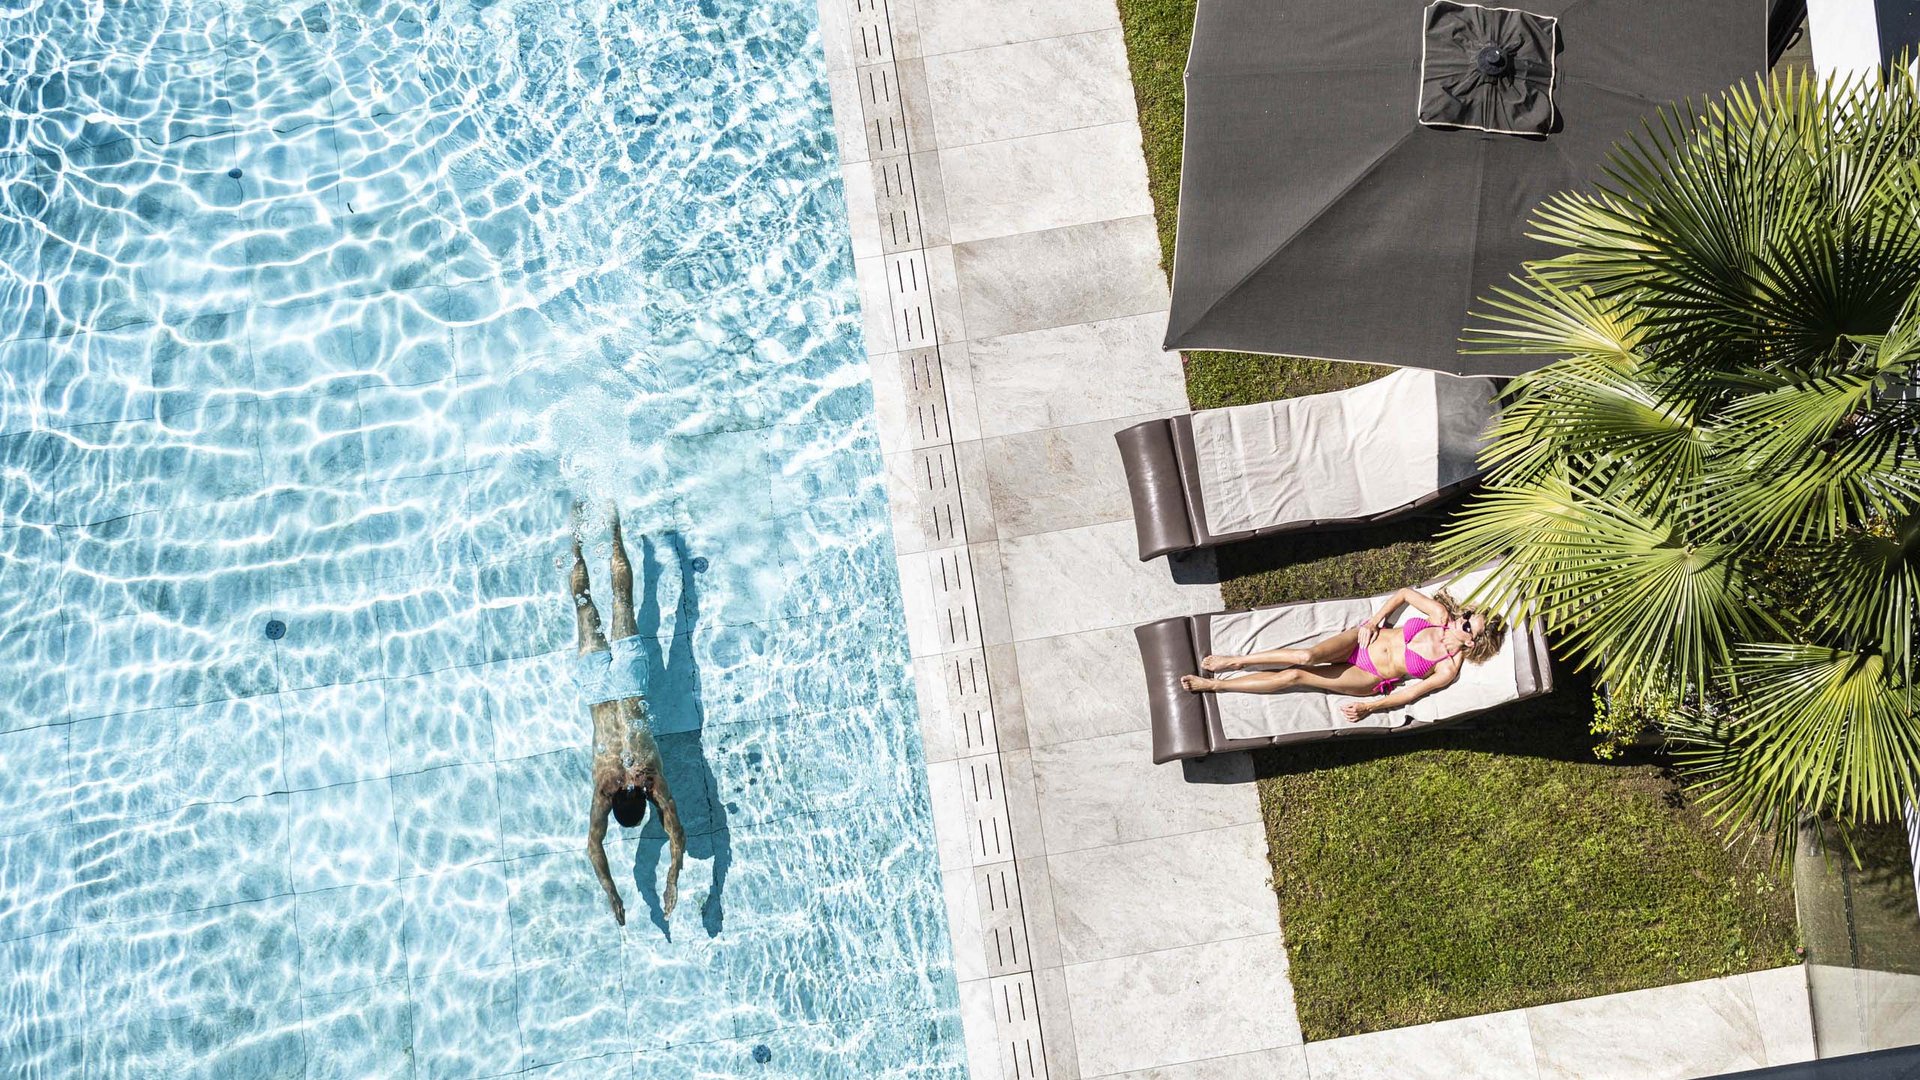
[611,786,648,829]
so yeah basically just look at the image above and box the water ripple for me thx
[0,0,962,1073]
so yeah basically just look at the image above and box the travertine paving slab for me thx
[840,162,883,259]
[911,0,1121,57]
[942,123,1155,245]
[1031,965,1081,1079]
[1015,852,1062,969]
[1047,823,1277,965]
[980,415,1154,540]
[925,246,970,344]
[1306,1010,1540,1080]
[998,520,1214,641]
[967,313,1187,439]
[1746,966,1816,1065]
[1029,729,1256,854]
[1012,624,1149,748]
[1063,932,1301,1077]
[952,217,1168,340]
[828,68,868,164]
[1525,977,1768,1079]
[924,31,1137,146]
[1096,1046,1312,1080]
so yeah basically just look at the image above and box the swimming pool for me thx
[0,0,965,1075]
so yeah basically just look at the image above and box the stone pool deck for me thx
[817,0,1830,1076]
[815,0,1292,1073]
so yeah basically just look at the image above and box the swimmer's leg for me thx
[610,512,637,642]
[573,510,608,655]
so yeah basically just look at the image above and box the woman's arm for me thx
[1360,587,1445,635]
[1358,589,1406,641]
[1399,587,1450,623]
[1340,661,1461,721]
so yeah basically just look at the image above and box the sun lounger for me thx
[1135,564,1553,763]
[1115,369,1500,561]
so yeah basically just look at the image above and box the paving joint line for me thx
[822,0,1052,1075]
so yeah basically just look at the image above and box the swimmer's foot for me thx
[1180,674,1218,693]
[1199,654,1241,673]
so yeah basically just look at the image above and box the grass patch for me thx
[1117,0,1802,1041]
[1183,351,1381,412]
[1256,695,1799,1039]
[1215,514,1442,612]
[1115,0,1192,278]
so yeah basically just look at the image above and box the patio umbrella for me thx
[1163,0,1767,377]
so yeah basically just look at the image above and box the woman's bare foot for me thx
[1199,654,1240,673]
[1180,674,1218,692]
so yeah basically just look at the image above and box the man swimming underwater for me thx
[574,510,684,926]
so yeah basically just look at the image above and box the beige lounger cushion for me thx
[1188,368,1480,536]
[1208,566,1522,741]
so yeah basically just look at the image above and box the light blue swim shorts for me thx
[575,636,651,706]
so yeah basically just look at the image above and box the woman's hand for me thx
[1341,701,1371,723]
[1356,621,1377,648]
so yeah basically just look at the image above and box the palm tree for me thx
[1437,68,1920,855]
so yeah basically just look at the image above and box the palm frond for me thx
[1438,481,1758,690]
[1807,516,1920,679]
[1675,644,1920,834]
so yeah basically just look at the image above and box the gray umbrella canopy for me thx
[1164,0,1766,376]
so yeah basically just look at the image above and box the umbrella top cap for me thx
[1419,1,1558,135]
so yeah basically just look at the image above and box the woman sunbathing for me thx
[1179,586,1506,722]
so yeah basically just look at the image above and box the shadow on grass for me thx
[1204,509,1452,596]
[1248,662,1641,779]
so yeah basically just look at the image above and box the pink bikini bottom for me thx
[1347,644,1398,694]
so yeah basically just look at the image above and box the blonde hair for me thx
[1433,588,1507,665]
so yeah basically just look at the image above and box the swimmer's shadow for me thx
[623,531,731,940]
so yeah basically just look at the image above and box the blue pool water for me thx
[0,0,966,1076]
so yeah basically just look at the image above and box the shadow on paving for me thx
[627,530,732,940]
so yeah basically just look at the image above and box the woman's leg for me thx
[1181,662,1379,696]
[1201,627,1361,672]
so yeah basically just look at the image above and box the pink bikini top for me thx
[1399,618,1457,679]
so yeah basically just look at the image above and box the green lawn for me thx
[1115,0,1800,1041]
[1259,689,1798,1039]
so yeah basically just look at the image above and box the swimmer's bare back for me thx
[576,510,685,926]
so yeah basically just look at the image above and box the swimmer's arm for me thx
[586,791,625,926]
[650,773,686,918]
